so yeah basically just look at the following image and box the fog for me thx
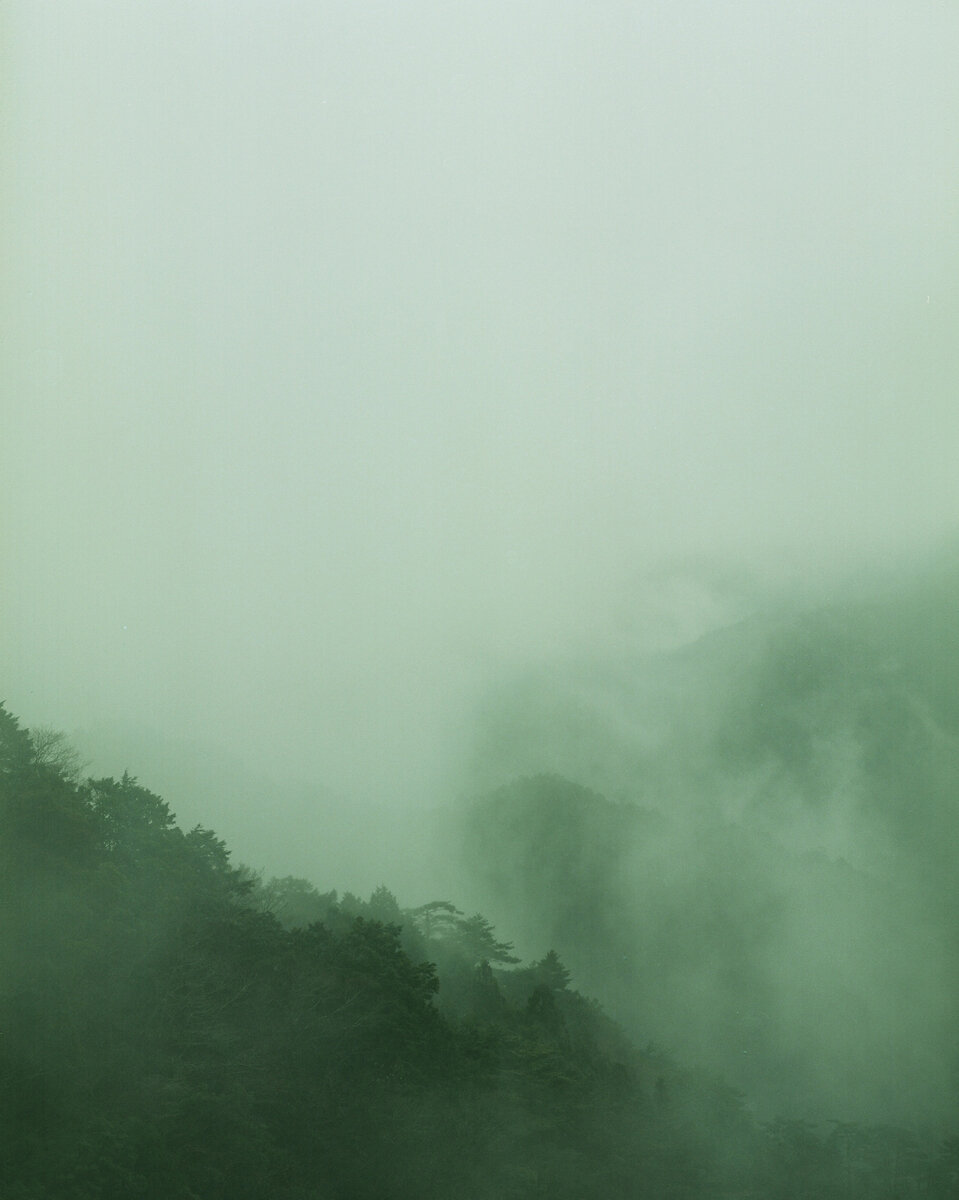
[3,1,958,813]
[5,1,959,1151]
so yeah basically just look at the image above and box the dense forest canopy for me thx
[5,2,959,1194]
[3,672,959,1198]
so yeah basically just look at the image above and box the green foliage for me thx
[0,702,34,774]
[1,701,954,1199]
[255,874,337,928]
[532,949,571,991]
[454,912,521,966]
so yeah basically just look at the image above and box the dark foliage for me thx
[0,701,953,1198]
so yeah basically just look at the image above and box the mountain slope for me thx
[452,567,959,1125]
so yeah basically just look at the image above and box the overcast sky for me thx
[3,1,958,805]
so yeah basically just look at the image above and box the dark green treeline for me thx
[0,701,955,1198]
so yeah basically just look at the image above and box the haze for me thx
[3,1,959,833]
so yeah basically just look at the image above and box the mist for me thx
[4,0,959,1156]
[4,0,959,805]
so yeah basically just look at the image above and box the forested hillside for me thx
[2,698,959,1198]
[454,566,959,1128]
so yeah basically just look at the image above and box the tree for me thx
[83,772,178,858]
[368,884,402,923]
[531,949,571,992]
[256,875,336,928]
[453,913,520,966]
[30,726,87,783]
[0,702,34,776]
[0,709,99,876]
[407,899,463,941]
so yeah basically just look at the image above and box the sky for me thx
[3,1,959,813]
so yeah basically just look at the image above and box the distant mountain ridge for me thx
[453,565,959,1125]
